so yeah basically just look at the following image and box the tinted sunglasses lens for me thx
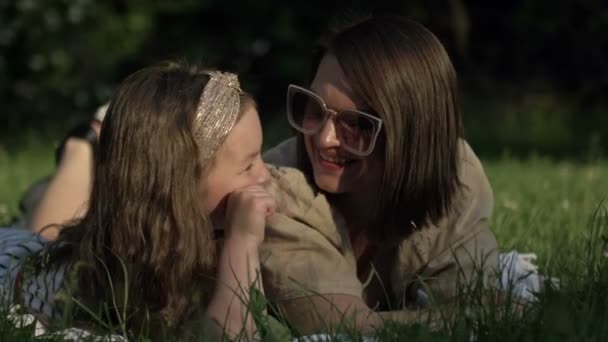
[336,111,377,153]
[289,90,325,133]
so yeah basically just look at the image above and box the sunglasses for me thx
[287,85,383,156]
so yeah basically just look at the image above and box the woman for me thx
[1,62,275,339]
[261,15,499,334]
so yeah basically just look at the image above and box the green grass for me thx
[0,143,55,224]
[485,156,607,270]
[1,141,607,340]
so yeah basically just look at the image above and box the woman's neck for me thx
[330,191,376,236]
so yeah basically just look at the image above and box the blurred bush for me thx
[0,0,606,157]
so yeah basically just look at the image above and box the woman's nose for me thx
[315,117,340,149]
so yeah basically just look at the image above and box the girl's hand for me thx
[224,185,276,245]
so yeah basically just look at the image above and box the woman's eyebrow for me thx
[328,101,372,114]
[310,86,369,112]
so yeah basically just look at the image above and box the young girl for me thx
[1,62,275,339]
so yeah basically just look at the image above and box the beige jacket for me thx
[261,137,498,311]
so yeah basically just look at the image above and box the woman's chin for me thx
[313,173,349,194]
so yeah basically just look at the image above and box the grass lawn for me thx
[1,140,607,340]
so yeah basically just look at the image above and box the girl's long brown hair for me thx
[43,62,250,333]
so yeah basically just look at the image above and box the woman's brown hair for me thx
[41,62,253,333]
[303,15,463,240]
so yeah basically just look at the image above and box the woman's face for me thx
[202,104,270,217]
[305,54,383,194]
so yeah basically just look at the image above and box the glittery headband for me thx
[193,71,242,160]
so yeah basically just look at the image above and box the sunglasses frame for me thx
[287,84,383,157]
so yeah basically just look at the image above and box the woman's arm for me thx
[274,294,444,335]
[274,290,524,336]
[275,294,381,335]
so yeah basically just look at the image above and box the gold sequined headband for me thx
[193,71,242,160]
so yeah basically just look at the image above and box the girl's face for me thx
[305,54,384,194]
[202,104,270,218]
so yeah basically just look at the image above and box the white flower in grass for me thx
[561,199,570,210]
[502,198,519,210]
[585,167,599,182]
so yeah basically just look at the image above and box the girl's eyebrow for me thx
[242,150,259,163]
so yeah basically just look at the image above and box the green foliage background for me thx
[1,0,607,157]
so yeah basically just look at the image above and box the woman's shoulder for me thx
[264,161,347,249]
[458,139,485,176]
[266,164,326,224]
[409,140,494,251]
[394,140,494,261]
[264,137,318,208]
[456,139,493,212]
[261,149,358,301]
